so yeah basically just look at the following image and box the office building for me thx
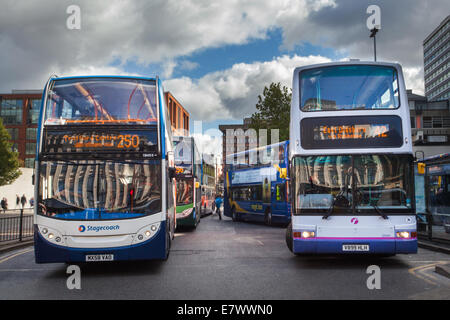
[423,15,450,101]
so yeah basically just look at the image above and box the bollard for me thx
[19,208,24,242]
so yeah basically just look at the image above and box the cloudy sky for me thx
[0,0,448,154]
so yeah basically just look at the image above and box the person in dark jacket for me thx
[21,194,27,208]
[1,198,8,213]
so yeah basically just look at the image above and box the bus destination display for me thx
[301,115,403,149]
[42,126,159,157]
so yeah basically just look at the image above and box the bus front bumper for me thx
[293,238,417,254]
[34,224,167,263]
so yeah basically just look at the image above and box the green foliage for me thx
[0,119,21,186]
[249,82,291,142]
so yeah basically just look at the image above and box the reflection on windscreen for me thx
[38,160,161,220]
[176,179,193,205]
[45,78,157,125]
[300,65,399,111]
[294,155,413,214]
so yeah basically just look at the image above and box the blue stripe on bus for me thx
[293,238,417,254]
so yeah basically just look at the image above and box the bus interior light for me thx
[48,233,54,239]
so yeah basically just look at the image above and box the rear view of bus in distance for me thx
[173,136,202,228]
[287,62,417,255]
[34,76,176,263]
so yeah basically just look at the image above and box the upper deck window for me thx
[300,65,400,111]
[45,78,157,125]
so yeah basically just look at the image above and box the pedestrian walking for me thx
[1,198,8,213]
[30,197,34,208]
[21,194,27,209]
[16,194,20,209]
[1,198,5,213]
[214,195,223,220]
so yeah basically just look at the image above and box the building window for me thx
[6,128,19,140]
[0,99,23,124]
[410,117,415,129]
[26,127,37,140]
[27,99,41,124]
[26,142,36,155]
[24,158,34,168]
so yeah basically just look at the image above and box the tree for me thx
[0,119,21,186]
[249,82,291,143]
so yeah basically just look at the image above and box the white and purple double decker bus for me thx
[34,76,176,263]
[287,61,417,255]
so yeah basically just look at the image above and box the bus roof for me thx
[49,75,157,82]
[293,60,401,74]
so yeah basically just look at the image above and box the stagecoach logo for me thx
[350,218,359,225]
[78,225,120,232]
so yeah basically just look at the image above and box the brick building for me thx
[165,91,190,136]
[0,90,42,168]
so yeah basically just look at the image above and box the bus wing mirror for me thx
[168,167,176,180]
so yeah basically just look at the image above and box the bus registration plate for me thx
[85,254,114,262]
[342,244,369,252]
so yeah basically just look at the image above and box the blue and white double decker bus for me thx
[34,75,176,263]
[224,141,290,226]
[287,61,417,255]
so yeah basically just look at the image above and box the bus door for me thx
[272,183,288,217]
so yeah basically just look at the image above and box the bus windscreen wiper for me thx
[354,186,388,220]
[322,191,350,220]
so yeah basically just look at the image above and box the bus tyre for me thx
[286,222,293,252]
[164,229,171,261]
[231,207,238,222]
[264,209,272,226]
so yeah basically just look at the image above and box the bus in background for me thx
[201,154,216,216]
[173,136,202,228]
[223,141,290,226]
[415,154,450,241]
[287,61,417,255]
[34,76,176,263]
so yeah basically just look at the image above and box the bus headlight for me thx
[293,230,316,239]
[133,223,160,244]
[38,225,65,245]
[396,231,417,239]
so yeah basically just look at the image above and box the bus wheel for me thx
[232,207,238,222]
[264,209,272,226]
[164,229,171,261]
[286,222,293,252]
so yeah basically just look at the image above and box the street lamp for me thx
[369,27,379,61]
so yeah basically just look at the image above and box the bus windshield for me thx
[293,154,414,215]
[176,178,193,206]
[300,65,399,111]
[38,160,161,220]
[45,78,157,125]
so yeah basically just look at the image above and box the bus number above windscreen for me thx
[301,116,403,149]
[42,126,159,157]
[317,124,389,140]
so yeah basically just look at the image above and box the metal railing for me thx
[0,209,34,243]
[417,211,450,244]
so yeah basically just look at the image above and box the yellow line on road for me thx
[0,248,33,264]
[408,262,449,286]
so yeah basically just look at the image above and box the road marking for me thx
[0,248,33,264]
[408,262,450,287]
